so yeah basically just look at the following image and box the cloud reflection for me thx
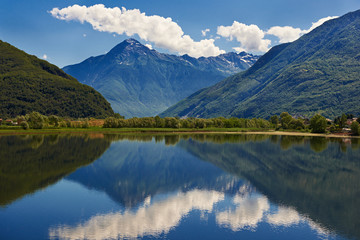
[216,194,270,230]
[266,206,302,226]
[50,189,333,240]
[49,190,224,240]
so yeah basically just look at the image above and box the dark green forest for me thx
[0,40,114,119]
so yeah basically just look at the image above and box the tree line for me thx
[1,111,360,136]
[103,116,271,129]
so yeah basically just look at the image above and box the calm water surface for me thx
[0,133,359,240]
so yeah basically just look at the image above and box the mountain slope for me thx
[0,40,114,118]
[63,39,259,118]
[161,10,360,119]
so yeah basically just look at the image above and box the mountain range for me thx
[0,40,114,118]
[63,39,259,118]
[161,10,360,119]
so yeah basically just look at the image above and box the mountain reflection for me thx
[66,139,237,207]
[0,134,111,206]
[1,133,359,240]
[179,135,360,240]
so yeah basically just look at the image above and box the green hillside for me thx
[161,10,360,119]
[0,40,114,118]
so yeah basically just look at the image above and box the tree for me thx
[49,115,60,127]
[113,113,125,119]
[280,112,293,129]
[339,113,347,128]
[25,112,48,129]
[289,119,305,130]
[351,121,360,136]
[270,115,279,126]
[310,114,327,133]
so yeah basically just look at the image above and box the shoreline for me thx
[0,128,358,138]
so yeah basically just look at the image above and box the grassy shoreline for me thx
[0,127,358,138]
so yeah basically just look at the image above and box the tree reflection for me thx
[0,134,111,206]
[179,135,360,240]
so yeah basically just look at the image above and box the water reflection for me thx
[0,134,111,206]
[49,189,224,240]
[66,139,231,207]
[48,188,333,240]
[216,194,270,231]
[0,133,359,240]
[179,135,360,239]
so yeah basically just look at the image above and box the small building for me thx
[5,119,13,125]
[346,119,354,126]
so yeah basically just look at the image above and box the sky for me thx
[1,0,360,68]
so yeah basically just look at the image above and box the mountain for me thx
[63,39,259,118]
[0,40,114,119]
[161,10,360,119]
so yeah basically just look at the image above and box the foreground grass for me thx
[0,126,358,138]
[0,126,272,135]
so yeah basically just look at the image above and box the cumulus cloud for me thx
[42,54,48,60]
[217,21,271,53]
[201,28,210,37]
[267,16,338,43]
[50,4,225,58]
[267,26,303,43]
[307,16,338,32]
[145,44,153,50]
[216,16,338,53]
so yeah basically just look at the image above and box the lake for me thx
[0,133,359,240]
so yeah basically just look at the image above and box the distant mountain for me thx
[0,40,114,118]
[161,10,360,119]
[63,39,259,118]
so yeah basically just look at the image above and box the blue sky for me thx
[1,0,360,67]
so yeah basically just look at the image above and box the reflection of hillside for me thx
[0,134,111,206]
[179,136,360,240]
[67,139,243,207]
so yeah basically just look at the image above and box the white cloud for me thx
[306,16,338,32]
[50,4,225,58]
[201,28,210,37]
[145,44,153,50]
[42,54,48,60]
[267,26,303,43]
[216,16,338,53]
[266,16,338,44]
[217,21,271,53]
[83,33,87,37]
